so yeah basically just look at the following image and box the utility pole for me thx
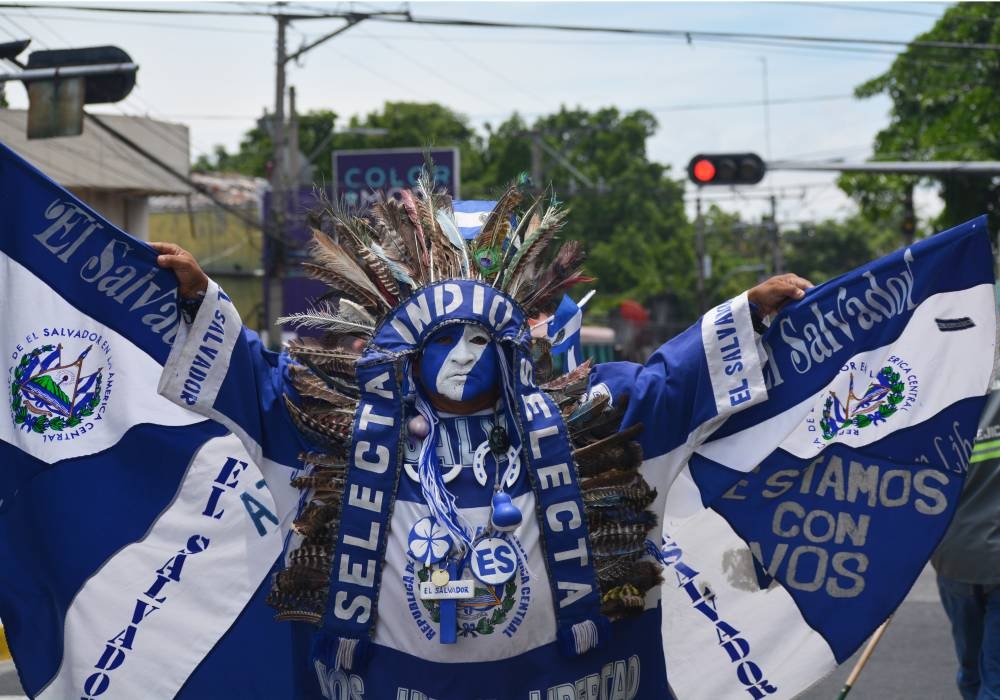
[530,133,543,195]
[261,8,405,348]
[265,12,289,348]
[769,193,783,276]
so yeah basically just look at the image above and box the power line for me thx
[783,2,943,19]
[370,14,1000,53]
[1,3,997,53]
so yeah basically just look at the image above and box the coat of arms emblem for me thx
[10,343,104,435]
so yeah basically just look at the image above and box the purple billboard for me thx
[333,147,460,208]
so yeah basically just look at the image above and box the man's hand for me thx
[151,242,209,300]
[748,273,813,317]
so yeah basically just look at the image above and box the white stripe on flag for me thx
[698,284,997,472]
[659,507,838,700]
[37,433,282,700]
[0,257,200,465]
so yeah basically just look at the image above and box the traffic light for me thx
[16,45,137,139]
[26,46,136,104]
[687,153,766,186]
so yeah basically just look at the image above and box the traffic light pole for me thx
[695,193,705,313]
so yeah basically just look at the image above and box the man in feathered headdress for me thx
[153,180,811,698]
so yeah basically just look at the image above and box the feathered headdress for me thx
[266,175,661,672]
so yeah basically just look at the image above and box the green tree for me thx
[195,101,697,322]
[482,106,690,318]
[194,103,485,187]
[840,3,1000,236]
[782,216,899,285]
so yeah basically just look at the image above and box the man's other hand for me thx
[748,273,814,317]
[151,242,209,299]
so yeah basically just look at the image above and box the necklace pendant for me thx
[431,567,451,587]
[407,516,454,566]
[490,491,522,532]
[471,537,518,585]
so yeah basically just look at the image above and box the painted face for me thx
[418,324,499,403]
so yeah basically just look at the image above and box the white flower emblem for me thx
[407,516,453,565]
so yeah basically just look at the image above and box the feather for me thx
[372,194,427,286]
[567,394,628,441]
[284,397,350,450]
[299,450,348,469]
[295,357,360,399]
[340,225,401,305]
[574,439,643,478]
[371,243,417,290]
[337,298,376,328]
[540,359,593,393]
[474,183,522,252]
[286,339,359,377]
[572,423,643,463]
[399,189,431,278]
[435,209,471,278]
[503,205,568,298]
[308,230,390,310]
[531,336,554,385]
[416,173,463,281]
[289,370,357,407]
[284,397,354,443]
[491,195,544,286]
[521,240,588,312]
[277,306,374,337]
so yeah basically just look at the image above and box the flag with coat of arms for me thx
[1,137,998,699]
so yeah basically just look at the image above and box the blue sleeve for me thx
[158,280,308,469]
[590,291,768,462]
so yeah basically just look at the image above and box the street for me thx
[799,564,960,700]
[0,566,961,700]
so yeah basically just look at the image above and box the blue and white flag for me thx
[547,291,594,371]
[0,143,320,699]
[451,200,497,240]
[591,217,997,699]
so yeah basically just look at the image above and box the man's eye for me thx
[470,335,489,346]
[435,336,455,345]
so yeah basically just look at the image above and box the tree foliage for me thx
[196,101,698,322]
[782,216,900,285]
[840,3,1000,234]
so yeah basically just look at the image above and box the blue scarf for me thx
[314,280,608,671]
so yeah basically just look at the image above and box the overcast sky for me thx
[1,1,952,225]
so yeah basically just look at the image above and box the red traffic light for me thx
[691,158,716,183]
[687,153,766,186]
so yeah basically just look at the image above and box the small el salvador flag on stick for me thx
[546,290,595,371]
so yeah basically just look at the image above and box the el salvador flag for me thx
[591,216,997,699]
[547,294,586,371]
[451,200,496,239]
[0,143,319,699]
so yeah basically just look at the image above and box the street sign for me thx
[333,147,460,207]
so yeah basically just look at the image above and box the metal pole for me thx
[289,84,301,213]
[531,132,543,194]
[696,192,705,313]
[760,56,772,161]
[266,13,288,349]
[770,193,782,275]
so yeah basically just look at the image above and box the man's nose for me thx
[453,338,476,364]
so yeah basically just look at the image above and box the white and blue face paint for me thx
[418,324,499,403]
